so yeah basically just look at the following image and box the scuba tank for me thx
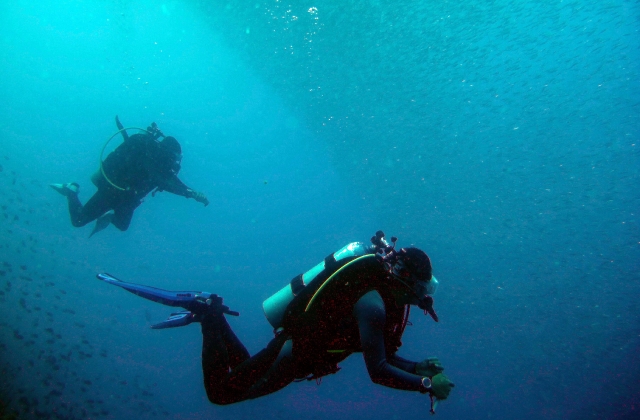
[262,241,375,329]
[263,230,440,329]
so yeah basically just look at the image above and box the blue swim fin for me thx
[151,311,202,329]
[97,273,239,329]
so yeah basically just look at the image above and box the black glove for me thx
[431,373,455,400]
[416,357,445,377]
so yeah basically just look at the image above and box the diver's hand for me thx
[431,373,455,400]
[416,357,445,377]
[190,190,209,206]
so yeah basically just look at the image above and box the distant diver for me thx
[98,231,455,413]
[51,116,209,236]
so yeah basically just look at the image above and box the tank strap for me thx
[290,274,305,296]
[289,253,344,297]
[324,253,339,271]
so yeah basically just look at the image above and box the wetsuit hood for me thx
[391,247,432,283]
[159,136,182,155]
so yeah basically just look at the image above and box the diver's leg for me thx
[201,313,294,405]
[238,339,301,400]
[111,199,141,231]
[201,314,235,404]
[223,335,291,394]
[219,319,250,369]
[69,189,112,227]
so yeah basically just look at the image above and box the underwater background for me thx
[0,0,638,419]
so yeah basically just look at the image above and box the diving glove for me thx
[416,357,445,377]
[431,373,455,400]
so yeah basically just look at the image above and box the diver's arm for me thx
[158,175,191,197]
[158,176,209,206]
[355,292,424,391]
[387,353,418,373]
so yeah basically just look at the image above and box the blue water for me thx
[0,1,638,419]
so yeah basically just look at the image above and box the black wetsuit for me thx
[201,288,425,405]
[66,133,192,231]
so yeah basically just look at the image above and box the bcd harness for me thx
[273,252,412,383]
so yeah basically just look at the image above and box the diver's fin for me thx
[96,273,240,316]
[97,273,206,308]
[89,212,113,238]
[151,311,201,329]
[50,182,79,197]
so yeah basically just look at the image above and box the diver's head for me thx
[391,247,432,283]
[159,136,183,174]
[160,136,182,155]
[390,247,439,303]
[375,240,439,321]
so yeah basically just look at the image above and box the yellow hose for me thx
[304,255,374,313]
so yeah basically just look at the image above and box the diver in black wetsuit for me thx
[98,232,456,412]
[51,116,209,236]
[198,234,455,409]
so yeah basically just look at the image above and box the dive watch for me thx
[419,377,432,394]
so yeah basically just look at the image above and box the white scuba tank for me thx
[262,242,373,329]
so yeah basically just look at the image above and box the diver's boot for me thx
[150,295,239,329]
[199,295,237,326]
[198,295,228,318]
[89,212,113,237]
[200,300,227,336]
[50,182,79,197]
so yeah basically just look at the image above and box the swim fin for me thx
[89,212,113,238]
[97,273,239,329]
[50,182,79,197]
[151,311,202,329]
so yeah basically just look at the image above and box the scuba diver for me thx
[51,116,209,236]
[98,231,455,413]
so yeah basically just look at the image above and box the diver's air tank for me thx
[262,242,374,329]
